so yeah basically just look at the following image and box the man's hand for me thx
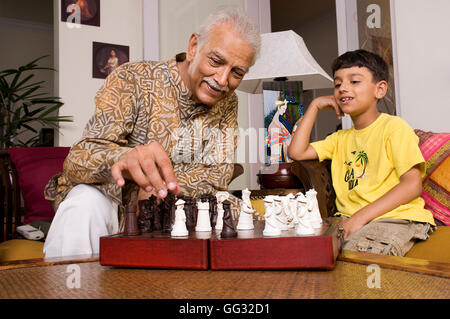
[111,141,180,198]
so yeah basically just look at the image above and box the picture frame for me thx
[263,81,304,164]
[92,42,129,79]
[61,0,100,27]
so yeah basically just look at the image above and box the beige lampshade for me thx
[238,30,333,94]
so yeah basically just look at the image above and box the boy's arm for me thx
[340,164,423,239]
[288,96,344,161]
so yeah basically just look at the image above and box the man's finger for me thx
[111,162,126,187]
[154,151,180,195]
[140,154,169,198]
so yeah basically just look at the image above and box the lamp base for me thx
[257,163,303,189]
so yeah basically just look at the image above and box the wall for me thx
[292,9,340,141]
[392,0,450,133]
[55,0,143,146]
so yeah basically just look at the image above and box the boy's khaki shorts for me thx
[340,216,435,256]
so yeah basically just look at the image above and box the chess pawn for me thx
[306,189,323,229]
[215,202,224,230]
[195,200,212,232]
[215,191,229,231]
[237,188,256,230]
[123,205,140,236]
[220,200,237,238]
[171,199,189,237]
[295,194,315,235]
[263,196,281,237]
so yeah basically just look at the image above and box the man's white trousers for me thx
[43,184,119,258]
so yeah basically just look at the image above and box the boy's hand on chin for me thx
[312,96,344,120]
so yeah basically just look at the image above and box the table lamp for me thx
[238,30,333,94]
[238,30,334,189]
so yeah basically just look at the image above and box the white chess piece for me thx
[286,193,297,229]
[272,197,288,231]
[195,200,212,232]
[274,196,289,231]
[237,188,256,230]
[215,191,229,230]
[263,196,281,236]
[295,194,315,235]
[306,189,323,229]
[171,199,189,237]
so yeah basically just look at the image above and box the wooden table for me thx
[1,255,449,300]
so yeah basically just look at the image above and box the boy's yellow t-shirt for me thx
[311,113,435,225]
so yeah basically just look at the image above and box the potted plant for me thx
[0,56,72,149]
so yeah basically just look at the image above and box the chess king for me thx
[237,188,257,230]
[43,8,261,258]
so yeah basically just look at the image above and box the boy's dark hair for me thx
[332,49,389,83]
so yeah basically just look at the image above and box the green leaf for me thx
[0,56,69,149]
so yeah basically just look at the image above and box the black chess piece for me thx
[220,200,237,238]
[160,193,176,232]
[123,204,140,236]
[208,194,218,229]
[184,196,197,231]
[138,199,152,233]
[149,195,162,231]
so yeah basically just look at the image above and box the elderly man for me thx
[43,8,261,257]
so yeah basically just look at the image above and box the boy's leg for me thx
[43,184,119,258]
[342,217,435,256]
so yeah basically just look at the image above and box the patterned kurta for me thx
[45,53,241,222]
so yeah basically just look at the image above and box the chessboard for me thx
[99,218,343,270]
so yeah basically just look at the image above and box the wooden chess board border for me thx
[99,217,342,270]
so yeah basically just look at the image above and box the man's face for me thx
[186,23,255,106]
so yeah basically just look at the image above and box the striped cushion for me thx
[415,129,450,225]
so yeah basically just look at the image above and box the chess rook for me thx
[195,200,212,232]
[123,205,140,236]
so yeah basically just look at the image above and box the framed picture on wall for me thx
[92,42,129,79]
[357,0,396,115]
[61,0,100,27]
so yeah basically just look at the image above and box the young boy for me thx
[288,49,435,256]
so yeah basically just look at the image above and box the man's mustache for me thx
[203,77,229,93]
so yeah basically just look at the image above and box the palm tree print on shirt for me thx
[355,151,369,178]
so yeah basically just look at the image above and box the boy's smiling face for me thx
[333,66,387,118]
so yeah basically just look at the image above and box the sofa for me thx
[0,147,71,261]
[0,147,244,262]
[0,128,448,266]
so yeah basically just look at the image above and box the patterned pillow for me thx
[415,129,450,225]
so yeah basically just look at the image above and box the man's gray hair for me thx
[197,7,261,65]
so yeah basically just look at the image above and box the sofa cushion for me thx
[405,226,450,263]
[0,239,44,262]
[8,147,70,224]
[415,130,450,225]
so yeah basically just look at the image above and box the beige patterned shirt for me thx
[45,54,240,216]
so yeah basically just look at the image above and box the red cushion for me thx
[8,147,70,224]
